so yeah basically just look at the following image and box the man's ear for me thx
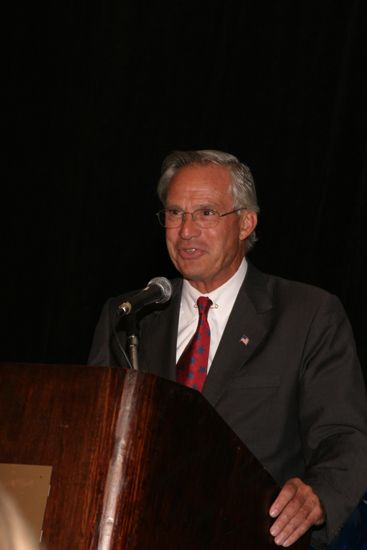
[239,211,258,241]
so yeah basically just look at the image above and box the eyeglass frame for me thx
[155,207,246,228]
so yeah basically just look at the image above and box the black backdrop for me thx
[3,1,367,381]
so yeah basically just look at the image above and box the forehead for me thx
[166,163,233,206]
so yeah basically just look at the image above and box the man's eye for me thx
[201,209,217,217]
[167,209,183,218]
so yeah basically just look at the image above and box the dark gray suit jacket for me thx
[88,263,367,548]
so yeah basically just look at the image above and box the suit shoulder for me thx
[268,273,334,300]
[247,264,343,313]
[272,273,344,310]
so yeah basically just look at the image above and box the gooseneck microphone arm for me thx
[126,315,139,371]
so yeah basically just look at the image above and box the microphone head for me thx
[147,276,172,303]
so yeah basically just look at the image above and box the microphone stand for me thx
[126,315,139,371]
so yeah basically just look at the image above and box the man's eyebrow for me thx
[165,203,220,210]
[165,204,184,209]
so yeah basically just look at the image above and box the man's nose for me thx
[178,213,201,238]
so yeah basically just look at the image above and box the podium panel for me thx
[0,363,310,549]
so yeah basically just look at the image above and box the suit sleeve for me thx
[299,293,367,545]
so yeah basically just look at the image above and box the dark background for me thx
[3,1,367,380]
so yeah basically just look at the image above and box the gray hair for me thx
[157,149,259,250]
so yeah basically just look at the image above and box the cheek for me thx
[165,230,177,254]
[216,225,237,248]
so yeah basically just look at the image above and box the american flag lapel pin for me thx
[240,334,250,346]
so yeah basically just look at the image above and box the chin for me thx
[178,267,203,282]
[180,269,200,279]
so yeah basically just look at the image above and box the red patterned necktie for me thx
[176,296,212,392]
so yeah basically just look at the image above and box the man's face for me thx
[165,163,257,293]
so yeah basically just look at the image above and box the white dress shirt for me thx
[176,258,248,371]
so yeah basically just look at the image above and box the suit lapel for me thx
[202,264,274,407]
[139,278,182,381]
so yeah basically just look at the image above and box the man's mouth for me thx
[178,247,204,259]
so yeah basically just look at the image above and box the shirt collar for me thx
[181,257,248,313]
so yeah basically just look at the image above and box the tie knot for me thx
[196,296,212,316]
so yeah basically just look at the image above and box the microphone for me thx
[117,277,172,316]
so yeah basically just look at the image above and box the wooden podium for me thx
[0,362,310,549]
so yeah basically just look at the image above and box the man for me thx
[89,150,367,549]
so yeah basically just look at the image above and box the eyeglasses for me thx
[156,207,246,228]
